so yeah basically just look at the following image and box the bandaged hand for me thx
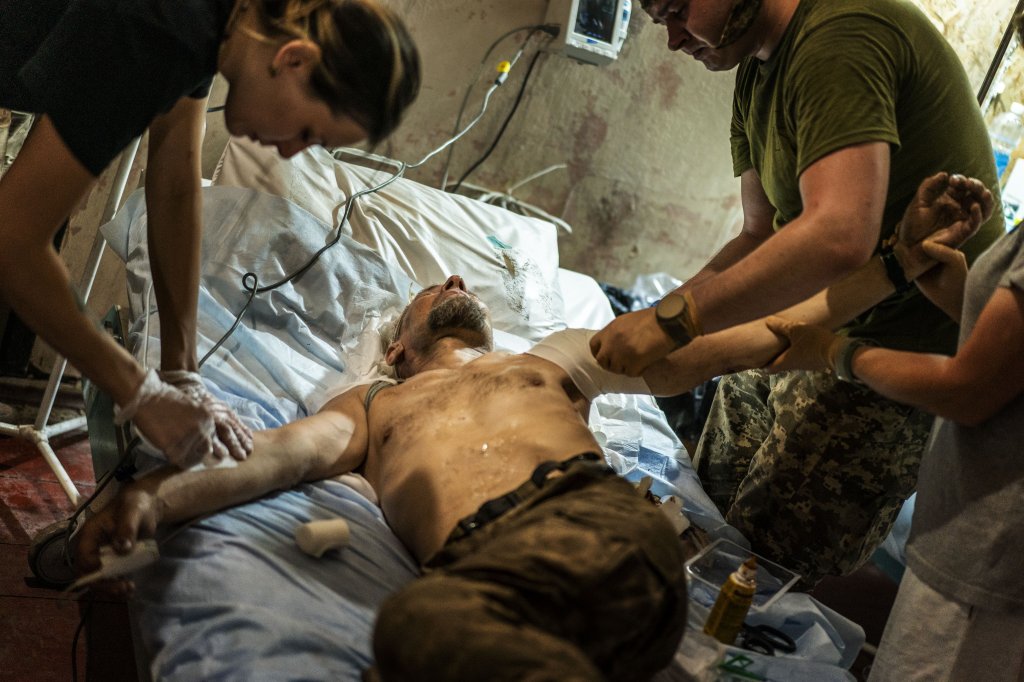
[114,369,215,468]
[160,370,253,463]
[763,317,843,374]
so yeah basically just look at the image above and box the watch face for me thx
[657,294,686,320]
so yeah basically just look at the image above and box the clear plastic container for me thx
[685,538,801,613]
[991,102,1024,183]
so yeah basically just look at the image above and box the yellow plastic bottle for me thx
[702,556,758,645]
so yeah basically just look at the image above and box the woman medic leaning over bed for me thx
[0,0,420,467]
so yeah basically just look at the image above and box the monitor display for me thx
[574,0,617,44]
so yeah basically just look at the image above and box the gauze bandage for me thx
[527,329,652,400]
[295,519,351,558]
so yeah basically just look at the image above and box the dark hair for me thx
[259,0,421,143]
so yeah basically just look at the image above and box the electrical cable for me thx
[438,24,558,191]
[71,602,91,682]
[450,50,545,195]
[198,57,511,368]
[60,440,139,568]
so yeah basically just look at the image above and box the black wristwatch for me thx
[655,293,694,348]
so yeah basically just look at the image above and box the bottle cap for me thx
[1011,102,1024,116]
[737,556,758,585]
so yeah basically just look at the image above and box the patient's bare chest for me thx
[371,357,560,446]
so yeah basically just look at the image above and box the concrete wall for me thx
[367,0,744,287]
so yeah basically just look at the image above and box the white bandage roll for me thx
[295,519,351,558]
[527,329,651,400]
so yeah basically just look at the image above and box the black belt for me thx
[446,453,605,544]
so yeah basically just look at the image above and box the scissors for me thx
[736,623,797,656]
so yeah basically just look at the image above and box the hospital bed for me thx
[94,137,863,681]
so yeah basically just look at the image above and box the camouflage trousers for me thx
[693,369,933,588]
[370,460,689,682]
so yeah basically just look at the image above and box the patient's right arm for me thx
[75,388,369,576]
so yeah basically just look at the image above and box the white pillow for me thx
[212,138,566,342]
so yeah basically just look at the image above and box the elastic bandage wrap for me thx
[527,329,651,401]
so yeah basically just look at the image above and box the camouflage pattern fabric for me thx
[693,368,932,588]
[369,462,689,682]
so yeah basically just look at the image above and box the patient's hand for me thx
[891,172,993,285]
[74,482,164,595]
[896,173,994,251]
[913,240,968,322]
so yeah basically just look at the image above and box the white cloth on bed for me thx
[213,138,566,344]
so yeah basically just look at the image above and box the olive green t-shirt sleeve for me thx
[729,14,909,180]
[788,14,906,176]
[730,65,754,178]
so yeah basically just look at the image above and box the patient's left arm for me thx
[75,388,369,578]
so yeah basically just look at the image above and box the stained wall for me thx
[313,0,1007,287]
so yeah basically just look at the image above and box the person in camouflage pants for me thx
[694,369,932,587]
[371,457,689,682]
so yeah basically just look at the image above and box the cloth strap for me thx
[363,379,399,412]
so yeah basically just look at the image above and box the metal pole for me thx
[978,0,1024,107]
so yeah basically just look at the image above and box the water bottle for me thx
[990,102,1024,183]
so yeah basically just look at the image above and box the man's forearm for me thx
[682,230,765,291]
[689,220,869,335]
[130,429,314,526]
[643,253,905,395]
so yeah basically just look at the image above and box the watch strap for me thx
[880,248,913,294]
[656,290,702,348]
[833,338,874,383]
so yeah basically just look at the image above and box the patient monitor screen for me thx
[574,0,617,44]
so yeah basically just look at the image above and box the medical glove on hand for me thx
[114,368,215,468]
[160,370,253,463]
[763,317,843,373]
[590,308,679,377]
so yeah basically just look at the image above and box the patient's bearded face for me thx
[426,295,492,345]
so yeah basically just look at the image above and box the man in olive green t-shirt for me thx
[590,0,1003,586]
